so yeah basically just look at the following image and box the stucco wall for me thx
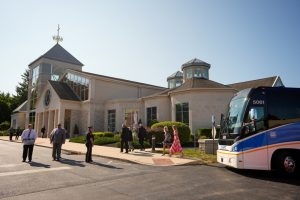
[93,79,164,101]
[11,112,26,129]
[104,99,143,132]
[170,89,235,134]
[143,96,170,123]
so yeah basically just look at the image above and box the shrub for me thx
[114,134,120,142]
[94,132,114,138]
[198,128,220,139]
[69,135,85,143]
[151,121,191,144]
[115,141,151,149]
[94,137,116,145]
[0,121,10,131]
[149,119,159,127]
[0,130,9,136]
[69,135,118,145]
[147,130,164,144]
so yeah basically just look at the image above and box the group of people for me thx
[8,127,21,141]
[18,123,184,163]
[20,123,94,163]
[120,123,184,157]
[120,123,147,153]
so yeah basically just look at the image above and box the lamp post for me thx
[212,115,216,155]
[151,134,156,152]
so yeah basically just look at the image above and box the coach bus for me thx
[217,87,300,176]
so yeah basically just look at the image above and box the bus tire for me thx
[275,151,298,177]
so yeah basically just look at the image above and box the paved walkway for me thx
[0,136,196,166]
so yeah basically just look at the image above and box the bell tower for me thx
[26,25,84,127]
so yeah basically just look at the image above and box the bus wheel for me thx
[276,151,297,176]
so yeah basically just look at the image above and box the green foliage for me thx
[94,132,114,137]
[94,137,116,145]
[114,134,120,142]
[147,130,164,144]
[151,121,191,144]
[198,128,220,139]
[115,141,151,149]
[149,119,159,127]
[69,134,118,146]
[0,121,10,131]
[0,97,12,123]
[183,149,217,163]
[73,124,79,135]
[0,130,9,136]
[69,135,85,143]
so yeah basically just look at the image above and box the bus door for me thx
[242,104,269,170]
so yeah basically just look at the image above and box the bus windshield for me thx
[226,97,248,135]
[220,88,251,139]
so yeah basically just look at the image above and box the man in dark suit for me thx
[138,124,147,151]
[120,124,129,153]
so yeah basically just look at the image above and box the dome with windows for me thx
[181,58,210,82]
[167,71,183,88]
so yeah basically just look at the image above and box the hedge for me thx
[198,128,220,139]
[150,121,191,144]
[69,135,85,143]
[69,134,118,145]
[0,121,10,131]
[116,141,151,149]
[94,137,116,145]
[94,132,114,137]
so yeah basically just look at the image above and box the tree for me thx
[0,92,13,123]
[12,69,29,110]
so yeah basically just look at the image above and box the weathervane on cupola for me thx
[52,24,63,44]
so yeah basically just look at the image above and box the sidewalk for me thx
[0,136,196,166]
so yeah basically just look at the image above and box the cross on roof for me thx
[52,24,63,44]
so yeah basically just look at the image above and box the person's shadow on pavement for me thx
[89,161,123,169]
[29,161,51,168]
[58,158,86,167]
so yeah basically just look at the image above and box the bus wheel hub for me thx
[284,156,296,174]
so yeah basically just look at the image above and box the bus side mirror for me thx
[249,108,257,120]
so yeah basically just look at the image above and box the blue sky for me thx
[1,0,299,95]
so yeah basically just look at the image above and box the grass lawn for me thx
[155,148,217,164]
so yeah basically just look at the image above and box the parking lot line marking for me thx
[0,166,71,177]
[0,164,24,168]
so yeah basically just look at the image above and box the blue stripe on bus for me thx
[232,122,300,152]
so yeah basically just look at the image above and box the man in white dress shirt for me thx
[21,124,37,162]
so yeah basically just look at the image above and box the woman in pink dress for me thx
[169,125,184,157]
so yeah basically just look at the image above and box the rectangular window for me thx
[29,112,36,128]
[194,69,201,78]
[30,88,37,110]
[31,66,40,87]
[267,90,300,128]
[176,103,189,125]
[41,63,52,74]
[108,110,116,132]
[147,107,157,126]
[186,69,193,79]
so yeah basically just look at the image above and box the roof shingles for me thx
[29,44,83,66]
[49,81,80,101]
[228,76,278,91]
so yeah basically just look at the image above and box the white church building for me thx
[11,42,284,137]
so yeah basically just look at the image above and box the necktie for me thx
[28,129,31,139]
